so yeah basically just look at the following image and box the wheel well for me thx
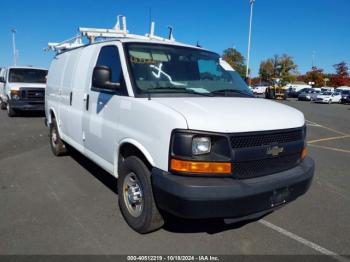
[119,143,152,171]
[50,110,56,122]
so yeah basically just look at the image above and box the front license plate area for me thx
[270,187,290,208]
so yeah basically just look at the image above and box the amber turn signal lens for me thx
[170,159,232,174]
[301,147,308,160]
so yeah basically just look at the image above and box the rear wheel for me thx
[7,103,16,117]
[50,119,68,156]
[118,156,164,234]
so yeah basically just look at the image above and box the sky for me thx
[0,0,349,77]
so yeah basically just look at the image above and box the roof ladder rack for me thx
[46,15,177,53]
[80,15,129,43]
[45,35,83,52]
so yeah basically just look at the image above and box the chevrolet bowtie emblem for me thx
[267,146,284,157]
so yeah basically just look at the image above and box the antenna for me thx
[168,26,175,41]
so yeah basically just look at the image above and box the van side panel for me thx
[46,53,70,129]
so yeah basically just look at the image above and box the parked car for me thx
[320,87,335,93]
[286,84,312,98]
[340,90,350,104]
[45,20,314,233]
[0,66,48,117]
[298,89,314,101]
[336,86,350,92]
[310,90,321,101]
[294,88,313,100]
[314,91,341,104]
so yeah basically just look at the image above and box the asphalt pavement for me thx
[0,100,349,258]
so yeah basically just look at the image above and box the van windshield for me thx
[9,69,48,84]
[125,43,252,97]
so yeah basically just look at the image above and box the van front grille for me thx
[230,129,303,149]
[234,153,301,179]
[21,89,45,101]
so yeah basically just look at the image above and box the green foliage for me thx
[222,48,247,78]
[259,54,298,83]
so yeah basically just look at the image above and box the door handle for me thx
[85,94,90,111]
[69,91,73,106]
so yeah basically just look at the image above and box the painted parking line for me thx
[306,120,349,136]
[309,144,350,154]
[259,220,350,262]
[308,135,350,144]
[305,120,322,127]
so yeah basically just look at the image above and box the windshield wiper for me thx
[146,87,213,97]
[210,89,252,97]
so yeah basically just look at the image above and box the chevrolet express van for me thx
[45,24,314,233]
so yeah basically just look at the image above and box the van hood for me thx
[153,97,305,133]
[7,83,46,90]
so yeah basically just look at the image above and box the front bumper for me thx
[341,98,350,103]
[152,157,314,219]
[314,99,329,103]
[9,100,45,111]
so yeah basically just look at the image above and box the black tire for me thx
[49,119,68,156]
[118,156,164,233]
[0,100,6,110]
[7,103,16,117]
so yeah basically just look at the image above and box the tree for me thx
[259,54,298,83]
[222,48,247,78]
[303,67,325,87]
[278,54,298,83]
[259,59,274,82]
[330,61,350,87]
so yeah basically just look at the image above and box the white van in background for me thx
[45,18,314,233]
[0,66,48,117]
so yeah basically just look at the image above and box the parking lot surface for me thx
[0,100,349,257]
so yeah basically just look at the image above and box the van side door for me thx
[82,43,128,173]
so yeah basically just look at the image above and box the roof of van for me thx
[56,37,212,56]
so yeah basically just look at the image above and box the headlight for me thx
[192,137,211,155]
[170,130,232,175]
[10,90,21,100]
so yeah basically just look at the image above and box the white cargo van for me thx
[0,66,48,117]
[45,19,314,233]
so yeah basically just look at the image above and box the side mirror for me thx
[0,76,5,83]
[92,66,120,90]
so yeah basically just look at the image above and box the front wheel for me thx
[328,99,332,104]
[118,156,164,234]
[0,100,6,110]
[7,103,16,117]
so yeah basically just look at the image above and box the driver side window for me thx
[94,45,127,95]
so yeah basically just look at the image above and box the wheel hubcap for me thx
[123,172,143,217]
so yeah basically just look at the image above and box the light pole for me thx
[246,0,255,83]
[11,29,17,66]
